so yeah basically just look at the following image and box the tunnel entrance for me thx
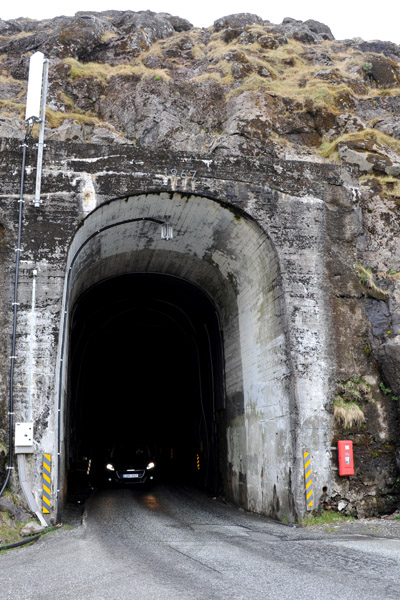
[68,273,224,494]
[57,191,293,521]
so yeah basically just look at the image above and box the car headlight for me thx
[146,461,155,470]
[106,463,115,471]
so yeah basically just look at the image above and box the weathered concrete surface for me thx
[0,136,372,522]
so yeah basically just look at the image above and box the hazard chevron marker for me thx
[303,451,314,510]
[42,454,51,514]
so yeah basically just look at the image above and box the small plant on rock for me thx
[354,264,390,300]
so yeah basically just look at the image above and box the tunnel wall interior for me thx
[58,192,294,519]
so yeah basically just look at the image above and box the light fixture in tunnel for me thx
[161,221,173,240]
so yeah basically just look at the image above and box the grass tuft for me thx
[333,397,365,429]
[301,510,355,527]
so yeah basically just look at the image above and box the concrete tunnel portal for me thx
[59,191,294,517]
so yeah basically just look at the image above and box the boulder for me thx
[280,18,334,44]
[20,521,45,537]
[214,13,264,32]
[304,19,335,40]
[363,57,400,88]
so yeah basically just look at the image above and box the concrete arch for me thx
[57,192,295,520]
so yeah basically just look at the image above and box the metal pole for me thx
[34,59,49,207]
[27,269,38,422]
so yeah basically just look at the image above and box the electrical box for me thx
[15,422,34,453]
[338,440,354,476]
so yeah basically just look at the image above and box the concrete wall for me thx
[0,139,359,521]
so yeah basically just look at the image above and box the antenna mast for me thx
[25,51,49,207]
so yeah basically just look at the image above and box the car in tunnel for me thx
[104,444,157,486]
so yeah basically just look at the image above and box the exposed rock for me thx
[20,521,45,537]
[338,138,400,176]
[64,75,106,112]
[1,15,108,64]
[0,497,32,522]
[0,19,22,35]
[258,34,288,50]
[46,120,85,143]
[356,95,400,120]
[363,57,400,88]
[0,118,26,140]
[358,41,400,61]
[87,125,133,145]
[303,19,335,40]
[377,342,400,393]
[301,49,333,65]
[372,117,400,140]
[157,13,193,32]
[97,77,226,152]
[327,112,365,138]
[221,28,242,44]
[213,13,264,31]
[279,18,335,43]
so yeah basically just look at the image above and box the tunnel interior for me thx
[67,273,225,495]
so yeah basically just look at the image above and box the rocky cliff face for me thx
[1,11,400,516]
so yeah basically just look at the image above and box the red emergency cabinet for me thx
[338,440,354,476]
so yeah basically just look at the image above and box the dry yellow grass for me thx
[64,58,171,83]
[320,128,400,160]
[334,397,365,429]
[45,108,100,128]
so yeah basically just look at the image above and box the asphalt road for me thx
[1,484,400,599]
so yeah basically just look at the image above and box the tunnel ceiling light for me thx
[161,221,173,241]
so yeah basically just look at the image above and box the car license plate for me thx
[123,473,140,478]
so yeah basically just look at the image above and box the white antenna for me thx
[25,52,44,122]
[25,51,49,207]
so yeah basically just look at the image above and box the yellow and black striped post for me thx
[42,454,51,514]
[303,451,313,510]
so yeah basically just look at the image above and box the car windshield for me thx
[110,445,151,461]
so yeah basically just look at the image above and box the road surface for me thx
[1,484,400,599]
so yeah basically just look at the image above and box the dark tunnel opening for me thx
[67,273,225,497]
